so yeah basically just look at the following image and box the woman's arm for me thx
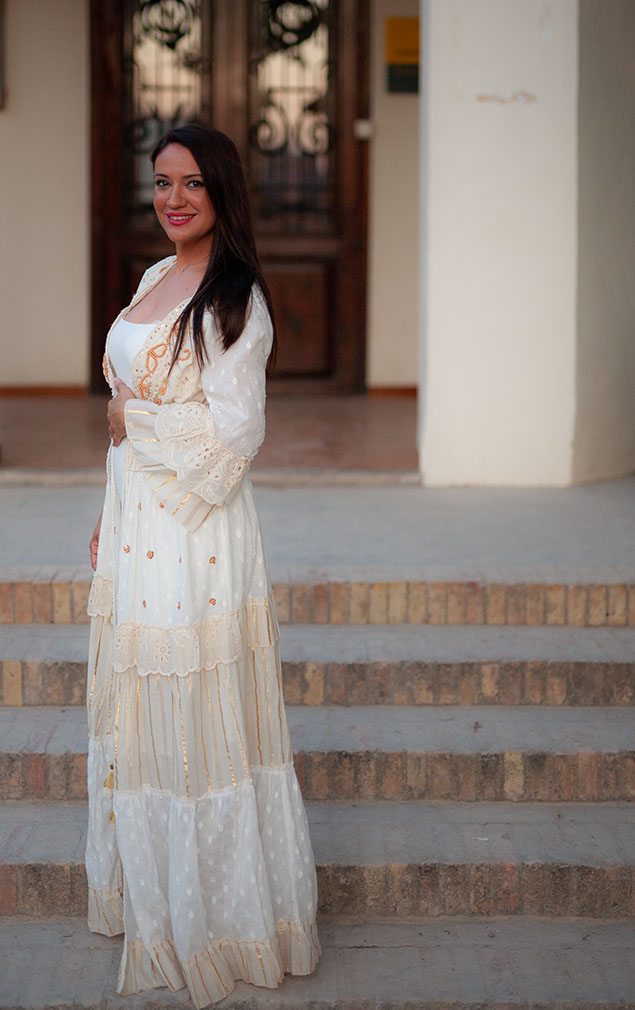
[123,289,273,531]
[89,509,103,571]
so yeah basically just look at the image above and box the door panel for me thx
[264,261,332,376]
[90,0,368,394]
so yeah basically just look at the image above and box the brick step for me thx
[1,916,633,1009]
[1,800,633,919]
[1,567,633,626]
[1,706,633,802]
[1,624,634,707]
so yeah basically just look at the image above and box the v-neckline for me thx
[105,257,192,384]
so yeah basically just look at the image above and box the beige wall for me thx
[0,0,89,387]
[419,0,579,485]
[573,0,635,482]
[366,0,419,388]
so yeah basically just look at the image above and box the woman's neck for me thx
[173,239,212,272]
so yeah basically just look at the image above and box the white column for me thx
[419,0,579,485]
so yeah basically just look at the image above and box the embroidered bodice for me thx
[102,256,273,532]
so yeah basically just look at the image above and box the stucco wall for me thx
[419,0,579,485]
[366,0,419,389]
[573,0,635,482]
[0,0,89,387]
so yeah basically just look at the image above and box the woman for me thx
[86,125,321,1007]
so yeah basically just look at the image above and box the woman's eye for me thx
[188,180,203,188]
[154,179,169,188]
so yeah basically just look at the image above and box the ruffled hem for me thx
[88,577,280,677]
[117,919,322,1008]
[87,885,124,936]
[87,574,113,621]
[118,936,186,995]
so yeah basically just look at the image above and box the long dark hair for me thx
[151,124,276,374]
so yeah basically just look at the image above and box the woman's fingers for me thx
[107,394,127,445]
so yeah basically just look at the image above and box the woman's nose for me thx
[167,184,187,207]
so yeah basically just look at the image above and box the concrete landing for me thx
[1,476,634,581]
[1,916,634,1008]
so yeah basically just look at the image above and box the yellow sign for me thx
[386,17,419,93]
[386,17,419,65]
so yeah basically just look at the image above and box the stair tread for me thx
[2,480,635,582]
[1,704,633,756]
[1,915,634,1008]
[2,799,633,867]
[2,622,635,664]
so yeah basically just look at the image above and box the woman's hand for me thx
[90,509,103,571]
[107,377,135,446]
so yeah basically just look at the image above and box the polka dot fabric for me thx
[86,260,321,1005]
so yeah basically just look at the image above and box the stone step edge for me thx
[2,657,633,708]
[1,859,632,919]
[1,916,634,1010]
[1,578,634,627]
[3,748,633,803]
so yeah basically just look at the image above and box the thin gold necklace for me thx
[174,254,208,274]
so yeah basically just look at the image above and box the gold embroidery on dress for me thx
[216,666,236,786]
[195,961,212,1003]
[146,676,163,789]
[251,647,264,765]
[153,474,176,492]
[173,492,193,515]
[254,942,267,984]
[225,666,250,777]
[176,677,190,796]
[199,676,212,791]
[100,902,115,936]
[139,336,191,404]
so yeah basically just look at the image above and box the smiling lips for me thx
[167,214,195,226]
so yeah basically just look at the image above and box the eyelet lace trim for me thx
[88,574,113,620]
[113,595,279,677]
[155,402,251,506]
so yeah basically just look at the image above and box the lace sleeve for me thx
[124,287,272,530]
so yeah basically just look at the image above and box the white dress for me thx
[85,259,321,1007]
[108,317,156,501]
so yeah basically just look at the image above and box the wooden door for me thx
[90,0,369,394]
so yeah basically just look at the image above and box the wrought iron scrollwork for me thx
[250,92,334,157]
[126,107,186,155]
[249,96,289,156]
[247,0,336,226]
[125,0,207,208]
[139,0,196,50]
[297,108,334,156]
[267,1,323,52]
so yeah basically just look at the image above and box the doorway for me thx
[90,0,369,394]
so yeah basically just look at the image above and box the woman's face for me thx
[153,143,216,246]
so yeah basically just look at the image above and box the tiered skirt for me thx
[85,582,321,1007]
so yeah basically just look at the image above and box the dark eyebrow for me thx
[154,172,203,179]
